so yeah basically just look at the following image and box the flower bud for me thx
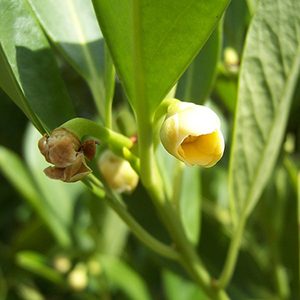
[224,47,239,73]
[98,150,139,193]
[160,100,224,167]
[53,255,71,273]
[67,263,88,292]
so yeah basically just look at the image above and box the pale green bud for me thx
[67,263,88,292]
[160,99,224,167]
[53,255,71,273]
[98,150,139,193]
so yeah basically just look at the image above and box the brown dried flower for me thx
[38,128,96,182]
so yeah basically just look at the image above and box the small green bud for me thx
[67,263,88,292]
[98,150,139,193]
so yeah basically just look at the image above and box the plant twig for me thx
[82,175,179,261]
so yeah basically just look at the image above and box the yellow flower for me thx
[98,150,139,193]
[160,99,224,167]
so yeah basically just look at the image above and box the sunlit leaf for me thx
[0,0,75,132]
[27,0,114,119]
[16,251,64,285]
[229,0,300,218]
[92,0,229,116]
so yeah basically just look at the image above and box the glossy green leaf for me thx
[16,251,64,285]
[27,0,114,119]
[229,0,300,219]
[100,255,151,300]
[176,25,221,104]
[0,0,75,132]
[0,44,44,133]
[92,0,229,116]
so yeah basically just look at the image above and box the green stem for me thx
[83,175,179,261]
[217,210,248,289]
[104,44,115,129]
[135,100,229,299]
[90,81,106,120]
[172,161,185,210]
[61,117,140,172]
[148,182,229,300]
[131,2,229,299]
[62,117,132,148]
[106,190,179,261]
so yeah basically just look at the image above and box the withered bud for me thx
[81,139,97,161]
[38,128,96,182]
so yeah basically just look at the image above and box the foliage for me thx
[0,0,300,299]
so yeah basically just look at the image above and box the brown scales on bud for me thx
[38,128,97,182]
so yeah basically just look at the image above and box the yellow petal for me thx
[160,99,225,167]
[178,130,224,167]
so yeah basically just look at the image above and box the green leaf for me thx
[27,0,114,119]
[179,167,201,245]
[155,143,177,200]
[224,0,250,53]
[99,209,128,256]
[214,71,238,113]
[176,25,222,104]
[162,269,208,300]
[245,0,258,15]
[0,44,44,133]
[229,0,300,219]
[92,0,229,116]
[17,284,44,300]
[156,145,201,245]
[0,145,71,247]
[99,255,151,300]
[16,251,64,285]
[0,0,75,132]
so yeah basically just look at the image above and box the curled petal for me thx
[160,99,224,167]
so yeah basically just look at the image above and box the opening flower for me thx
[160,99,224,167]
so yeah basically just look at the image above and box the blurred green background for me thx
[1,0,300,299]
